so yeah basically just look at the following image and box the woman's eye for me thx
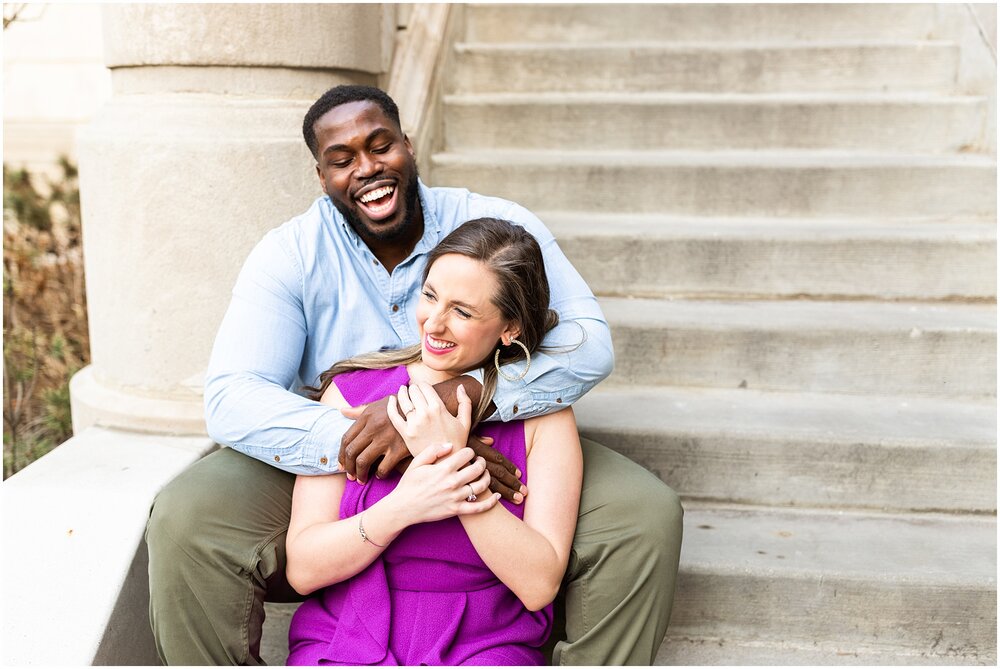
[422,290,436,301]
[455,308,471,319]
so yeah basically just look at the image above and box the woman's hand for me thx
[389,441,499,526]
[387,382,472,457]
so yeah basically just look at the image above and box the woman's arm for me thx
[459,407,583,611]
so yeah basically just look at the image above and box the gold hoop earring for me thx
[494,338,531,382]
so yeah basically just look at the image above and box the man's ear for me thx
[315,164,327,195]
[404,134,415,160]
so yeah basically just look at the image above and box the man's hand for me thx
[339,397,410,484]
[469,433,526,504]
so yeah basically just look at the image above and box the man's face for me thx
[313,101,420,246]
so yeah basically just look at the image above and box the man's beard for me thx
[334,170,421,244]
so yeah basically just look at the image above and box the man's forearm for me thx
[204,371,352,475]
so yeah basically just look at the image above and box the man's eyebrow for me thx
[322,128,395,157]
[424,281,482,314]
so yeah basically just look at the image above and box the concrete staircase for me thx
[431,3,997,664]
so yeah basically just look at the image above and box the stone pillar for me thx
[72,3,395,434]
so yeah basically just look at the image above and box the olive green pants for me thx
[146,438,683,665]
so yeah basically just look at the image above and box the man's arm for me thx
[204,231,348,475]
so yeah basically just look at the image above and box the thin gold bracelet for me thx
[358,512,386,548]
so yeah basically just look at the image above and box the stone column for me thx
[72,3,395,434]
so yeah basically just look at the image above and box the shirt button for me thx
[274,455,281,463]
[512,405,519,415]
[320,456,328,465]
[373,259,378,265]
[556,398,563,404]
[392,304,399,312]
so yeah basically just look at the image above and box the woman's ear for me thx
[501,323,522,346]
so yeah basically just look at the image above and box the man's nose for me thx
[355,151,382,179]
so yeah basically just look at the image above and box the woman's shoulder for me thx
[523,406,577,456]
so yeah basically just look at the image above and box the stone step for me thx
[465,3,941,44]
[656,634,992,665]
[574,385,996,512]
[596,297,997,397]
[430,150,997,219]
[663,504,996,664]
[451,41,958,94]
[443,92,989,153]
[542,213,997,300]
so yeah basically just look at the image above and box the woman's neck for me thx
[405,361,457,386]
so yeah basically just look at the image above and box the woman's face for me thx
[416,253,518,378]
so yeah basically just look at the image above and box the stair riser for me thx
[466,4,939,43]
[578,426,997,512]
[556,234,997,300]
[445,100,988,153]
[453,45,958,94]
[669,570,996,659]
[431,161,997,219]
[605,324,996,397]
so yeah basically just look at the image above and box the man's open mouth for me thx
[355,183,398,221]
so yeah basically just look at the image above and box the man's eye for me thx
[330,159,351,168]
[372,144,391,154]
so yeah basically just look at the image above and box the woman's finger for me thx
[417,381,442,410]
[457,492,501,516]
[386,395,406,433]
[456,384,473,430]
[408,382,430,412]
[440,445,476,472]
[454,456,488,487]
[411,441,452,467]
[396,385,414,418]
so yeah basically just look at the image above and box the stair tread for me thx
[433,148,997,167]
[575,384,997,447]
[455,39,958,51]
[445,91,989,105]
[679,503,996,585]
[540,211,998,241]
[596,296,997,332]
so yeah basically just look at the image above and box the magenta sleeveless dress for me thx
[287,366,552,665]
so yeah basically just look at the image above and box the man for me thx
[146,85,683,666]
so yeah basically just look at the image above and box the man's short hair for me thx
[302,85,402,159]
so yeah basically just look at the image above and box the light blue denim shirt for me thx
[204,181,614,474]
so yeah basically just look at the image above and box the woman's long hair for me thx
[304,217,560,423]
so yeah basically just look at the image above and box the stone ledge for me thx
[0,427,215,665]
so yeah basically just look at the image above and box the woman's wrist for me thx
[365,492,410,541]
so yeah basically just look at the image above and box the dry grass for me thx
[3,159,90,478]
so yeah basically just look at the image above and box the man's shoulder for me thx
[256,196,330,250]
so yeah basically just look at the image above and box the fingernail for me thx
[515,469,522,478]
[513,492,523,504]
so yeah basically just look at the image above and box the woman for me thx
[285,217,583,665]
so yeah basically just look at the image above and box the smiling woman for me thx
[287,217,579,665]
